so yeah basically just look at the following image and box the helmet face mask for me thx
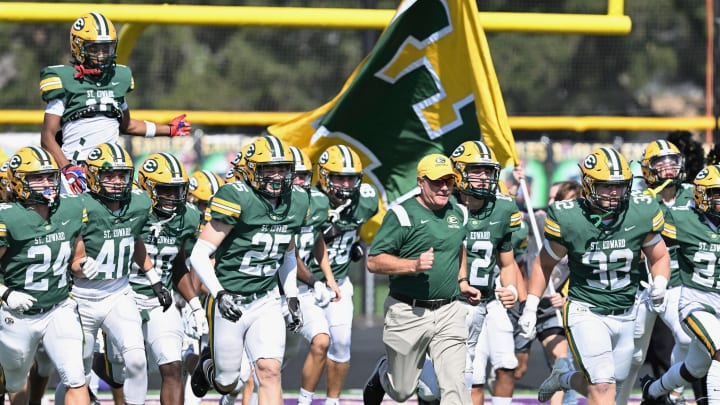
[450,140,500,199]
[8,146,60,206]
[70,12,117,73]
[317,145,363,205]
[138,153,189,216]
[579,147,633,214]
[243,136,294,198]
[641,140,685,188]
[694,165,720,220]
[85,143,134,203]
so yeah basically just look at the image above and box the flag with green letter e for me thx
[268,0,518,242]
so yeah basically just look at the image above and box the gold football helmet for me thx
[85,143,134,202]
[641,140,685,188]
[450,140,500,199]
[0,160,11,202]
[70,12,117,72]
[138,153,189,216]
[243,135,294,198]
[579,147,633,213]
[693,165,720,220]
[7,146,60,205]
[317,144,363,204]
[289,146,312,190]
[229,143,252,183]
[188,170,224,207]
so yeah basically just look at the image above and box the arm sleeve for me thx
[189,239,223,297]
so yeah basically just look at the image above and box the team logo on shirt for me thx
[446,214,461,228]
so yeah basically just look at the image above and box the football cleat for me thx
[538,357,571,402]
[190,347,212,398]
[363,356,387,405]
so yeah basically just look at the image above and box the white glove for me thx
[641,275,667,314]
[79,257,99,279]
[3,289,37,312]
[184,297,209,339]
[313,281,333,308]
[518,295,539,340]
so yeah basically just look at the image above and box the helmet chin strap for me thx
[73,64,103,79]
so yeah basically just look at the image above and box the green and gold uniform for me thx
[544,195,665,313]
[73,190,151,292]
[656,184,694,287]
[208,182,309,295]
[296,186,330,266]
[465,195,522,300]
[663,206,720,292]
[39,64,134,161]
[0,195,86,313]
[309,183,379,282]
[130,203,201,297]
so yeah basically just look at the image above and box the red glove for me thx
[169,114,192,137]
[62,165,87,194]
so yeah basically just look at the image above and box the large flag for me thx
[268,0,518,242]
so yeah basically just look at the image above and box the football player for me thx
[518,147,670,405]
[452,140,520,405]
[0,146,89,405]
[289,145,342,405]
[39,12,192,194]
[188,135,308,405]
[0,159,12,202]
[97,153,205,405]
[617,140,693,405]
[297,144,378,405]
[54,143,172,405]
[641,165,720,404]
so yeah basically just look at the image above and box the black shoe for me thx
[640,375,671,405]
[88,386,101,405]
[363,357,386,405]
[190,347,212,398]
[416,396,439,405]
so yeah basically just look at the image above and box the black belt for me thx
[589,306,630,316]
[390,291,455,310]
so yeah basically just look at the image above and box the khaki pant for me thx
[380,296,470,404]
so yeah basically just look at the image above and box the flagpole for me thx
[519,179,563,325]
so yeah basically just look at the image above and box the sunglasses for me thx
[424,176,454,187]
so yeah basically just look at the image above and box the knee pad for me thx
[327,325,351,363]
[122,348,147,378]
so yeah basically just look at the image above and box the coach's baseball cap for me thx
[417,154,456,180]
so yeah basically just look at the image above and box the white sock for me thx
[650,363,687,398]
[707,359,720,402]
[297,388,314,405]
[324,397,340,405]
[491,397,512,405]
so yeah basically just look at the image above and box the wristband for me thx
[1,286,12,303]
[145,267,162,284]
[458,277,470,285]
[188,297,202,312]
[144,121,156,138]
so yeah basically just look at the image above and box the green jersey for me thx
[208,182,309,295]
[465,195,522,300]
[40,64,134,126]
[370,197,467,300]
[79,190,151,281]
[544,195,664,312]
[309,183,379,281]
[656,184,694,287]
[130,204,201,297]
[0,195,87,313]
[296,186,329,266]
[662,206,720,293]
